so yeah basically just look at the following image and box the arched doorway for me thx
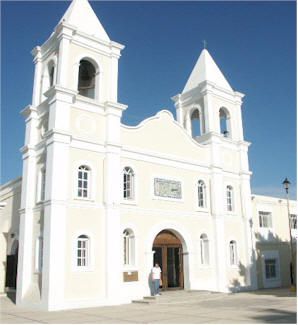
[153,230,184,289]
[5,239,18,290]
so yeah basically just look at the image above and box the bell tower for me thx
[172,49,245,142]
[17,0,127,310]
[172,48,257,292]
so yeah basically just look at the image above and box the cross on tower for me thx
[202,40,207,49]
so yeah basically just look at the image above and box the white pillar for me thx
[109,54,119,102]
[203,91,218,134]
[104,102,127,302]
[211,169,228,292]
[16,107,39,304]
[16,150,36,304]
[32,47,42,107]
[185,112,192,136]
[41,89,73,310]
[41,136,70,310]
[56,31,71,88]
[240,174,258,290]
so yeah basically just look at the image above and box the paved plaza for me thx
[0,288,296,324]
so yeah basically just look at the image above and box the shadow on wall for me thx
[229,230,297,292]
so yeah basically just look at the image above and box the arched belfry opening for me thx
[78,59,96,99]
[152,230,184,289]
[219,107,231,138]
[190,108,204,138]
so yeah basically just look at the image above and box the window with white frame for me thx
[229,240,238,265]
[226,185,233,211]
[290,214,297,229]
[265,258,277,279]
[35,236,43,272]
[259,211,272,228]
[77,235,89,267]
[123,229,135,266]
[77,165,90,198]
[123,167,135,200]
[198,180,206,208]
[200,234,209,265]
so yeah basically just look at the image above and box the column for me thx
[16,107,39,304]
[56,27,72,88]
[40,89,73,310]
[104,102,127,302]
[211,169,228,292]
[240,174,258,290]
[32,47,42,107]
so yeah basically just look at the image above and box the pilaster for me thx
[210,168,228,292]
[240,173,258,290]
[31,47,42,107]
[104,101,127,302]
[41,132,70,310]
[16,146,37,304]
[56,24,73,88]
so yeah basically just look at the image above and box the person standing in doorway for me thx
[151,263,162,296]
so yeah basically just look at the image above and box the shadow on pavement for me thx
[246,288,297,298]
[250,308,297,324]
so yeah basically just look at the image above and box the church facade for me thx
[0,0,296,311]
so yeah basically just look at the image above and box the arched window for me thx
[226,185,233,212]
[123,167,135,200]
[200,234,209,265]
[219,107,231,137]
[77,235,89,267]
[77,165,90,198]
[198,180,206,208]
[123,229,135,266]
[78,60,96,99]
[191,109,204,138]
[229,240,238,265]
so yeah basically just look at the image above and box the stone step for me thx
[132,296,157,304]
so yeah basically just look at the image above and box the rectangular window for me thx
[265,258,277,279]
[259,211,272,228]
[290,214,297,229]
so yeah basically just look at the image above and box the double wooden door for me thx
[153,245,184,289]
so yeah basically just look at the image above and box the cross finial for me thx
[202,40,207,49]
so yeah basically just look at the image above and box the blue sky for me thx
[1,0,296,199]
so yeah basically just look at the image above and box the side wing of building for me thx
[251,194,297,288]
[0,177,22,294]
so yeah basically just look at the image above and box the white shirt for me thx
[151,266,162,280]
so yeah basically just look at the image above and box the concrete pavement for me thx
[0,288,296,323]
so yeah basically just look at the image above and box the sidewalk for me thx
[0,288,296,323]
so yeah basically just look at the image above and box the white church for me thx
[0,0,296,311]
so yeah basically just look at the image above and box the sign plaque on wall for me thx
[154,178,182,199]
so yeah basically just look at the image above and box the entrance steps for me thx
[132,290,217,304]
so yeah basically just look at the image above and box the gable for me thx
[121,110,210,165]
